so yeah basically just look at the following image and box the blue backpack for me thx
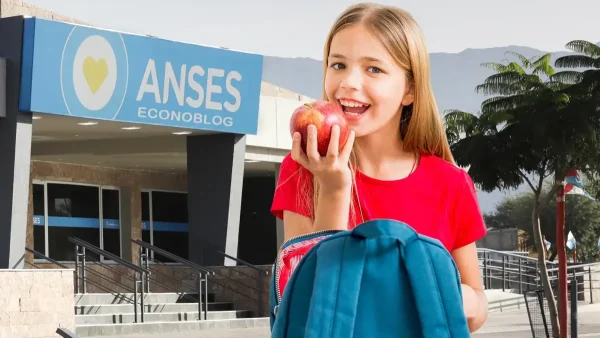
[269,219,470,338]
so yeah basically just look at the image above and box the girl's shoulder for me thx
[417,153,476,194]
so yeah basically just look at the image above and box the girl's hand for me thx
[291,124,355,194]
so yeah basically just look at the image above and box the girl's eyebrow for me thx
[328,53,384,63]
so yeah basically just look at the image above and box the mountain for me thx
[261,45,580,213]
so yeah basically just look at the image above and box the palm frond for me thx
[481,62,526,74]
[555,55,597,69]
[532,53,555,77]
[565,40,600,58]
[443,109,478,128]
[505,51,534,68]
[480,62,510,73]
[549,71,584,85]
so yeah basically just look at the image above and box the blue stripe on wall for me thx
[48,216,99,228]
[32,216,120,229]
[33,216,185,232]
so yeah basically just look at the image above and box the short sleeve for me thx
[271,154,313,220]
[452,170,488,250]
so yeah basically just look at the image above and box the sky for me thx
[24,0,600,60]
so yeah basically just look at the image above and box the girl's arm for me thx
[275,125,355,299]
[283,186,352,241]
[452,242,488,333]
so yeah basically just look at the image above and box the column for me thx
[120,185,142,264]
[0,17,33,269]
[187,133,246,267]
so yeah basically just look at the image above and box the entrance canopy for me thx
[30,113,276,174]
[19,18,264,135]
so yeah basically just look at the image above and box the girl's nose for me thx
[339,68,362,91]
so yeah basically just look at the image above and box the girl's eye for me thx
[368,66,383,74]
[331,63,346,70]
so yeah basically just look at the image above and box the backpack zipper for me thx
[275,230,342,304]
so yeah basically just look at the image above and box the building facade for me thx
[0,1,311,270]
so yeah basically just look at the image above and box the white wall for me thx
[245,96,313,161]
[0,269,76,337]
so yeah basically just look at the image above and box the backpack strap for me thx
[304,234,367,338]
[401,237,471,338]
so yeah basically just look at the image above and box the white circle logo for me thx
[72,35,117,111]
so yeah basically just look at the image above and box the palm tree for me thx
[444,51,571,336]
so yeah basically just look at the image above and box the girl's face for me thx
[325,23,414,138]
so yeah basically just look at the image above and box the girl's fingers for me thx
[340,129,356,161]
[305,125,321,162]
[290,132,309,167]
[327,125,340,160]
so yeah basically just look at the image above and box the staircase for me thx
[74,292,269,337]
[478,248,600,309]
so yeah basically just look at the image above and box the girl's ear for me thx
[401,84,415,106]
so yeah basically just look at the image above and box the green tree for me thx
[485,187,600,262]
[444,50,600,336]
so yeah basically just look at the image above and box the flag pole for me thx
[556,177,568,338]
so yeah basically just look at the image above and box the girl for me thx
[271,2,488,333]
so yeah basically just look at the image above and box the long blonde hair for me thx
[300,3,454,224]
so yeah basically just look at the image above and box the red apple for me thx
[289,100,349,157]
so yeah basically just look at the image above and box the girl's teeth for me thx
[340,100,368,108]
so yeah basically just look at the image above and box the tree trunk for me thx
[532,196,560,337]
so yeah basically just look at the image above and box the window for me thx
[32,181,121,262]
[47,183,100,261]
[141,190,189,261]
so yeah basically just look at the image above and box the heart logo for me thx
[82,57,108,94]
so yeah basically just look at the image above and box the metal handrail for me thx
[69,237,148,323]
[216,249,263,272]
[546,262,600,273]
[197,241,268,317]
[479,249,599,304]
[25,247,69,269]
[478,248,557,265]
[132,239,214,275]
[132,239,211,321]
[70,237,148,274]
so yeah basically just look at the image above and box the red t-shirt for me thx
[271,153,487,253]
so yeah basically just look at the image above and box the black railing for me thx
[25,247,69,269]
[197,241,269,317]
[69,237,150,323]
[25,247,76,294]
[478,248,599,304]
[132,239,213,320]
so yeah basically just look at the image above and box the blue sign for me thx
[19,18,264,135]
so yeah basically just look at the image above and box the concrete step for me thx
[485,289,527,313]
[75,317,270,337]
[74,292,214,305]
[75,302,234,315]
[75,310,253,325]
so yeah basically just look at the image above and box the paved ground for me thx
[108,303,600,338]
[109,327,269,338]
